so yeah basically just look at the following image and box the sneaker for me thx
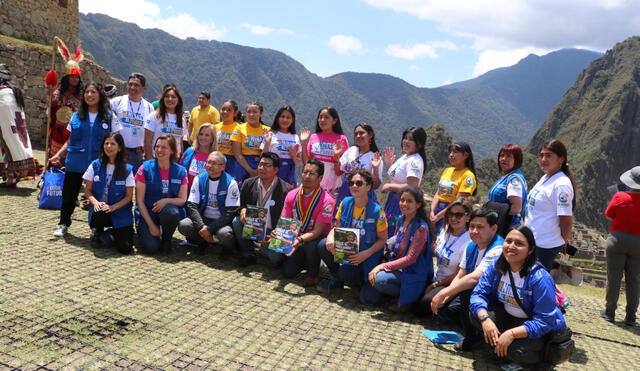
[53,224,68,237]
[316,277,344,293]
[90,229,102,249]
[600,309,615,323]
[623,316,636,327]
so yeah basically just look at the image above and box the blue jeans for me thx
[137,205,181,253]
[373,270,402,297]
[126,148,143,172]
[536,245,562,271]
[282,237,322,278]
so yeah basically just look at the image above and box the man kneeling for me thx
[178,151,239,255]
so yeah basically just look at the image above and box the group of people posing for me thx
[46,71,585,369]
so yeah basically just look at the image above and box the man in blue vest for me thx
[178,151,239,256]
[430,208,504,351]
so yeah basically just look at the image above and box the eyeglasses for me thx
[209,162,225,166]
[257,163,274,168]
[302,171,318,176]
[349,180,365,187]
[448,212,467,219]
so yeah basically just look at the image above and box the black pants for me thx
[412,285,447,317]
[470,304,547,365]
[91,210,134,254]
[59,171,84,226]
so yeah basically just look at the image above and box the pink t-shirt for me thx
[307,132,348,192]
[183,150,209,189]
[282,187,335,235]
[135,165,188,197]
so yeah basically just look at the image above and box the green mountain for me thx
[528,36,640,232]
[80,13,599,157]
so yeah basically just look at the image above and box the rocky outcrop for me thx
[0,0,79,47]
[528,36,640,232]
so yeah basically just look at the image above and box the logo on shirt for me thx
[465,176,474,186]
[558,191,570,205]
[231,189,239,200]
[510,178,519,186]
[410,160,419,169]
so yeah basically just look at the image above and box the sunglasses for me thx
[447,212,467,219]
[349,180,366,187]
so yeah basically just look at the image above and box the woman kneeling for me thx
[369,186,433,312]
[470,225,566,368]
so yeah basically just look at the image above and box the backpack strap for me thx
[508,269,532,318]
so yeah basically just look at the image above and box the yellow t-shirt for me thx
[189,105,220,142]
[437,167,477,203]
[335,203,388,232]
[215,121,239,155]
[230,122,269,156]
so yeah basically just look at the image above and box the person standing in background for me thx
[189,91,220,144]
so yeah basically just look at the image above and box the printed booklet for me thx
[242,205,268,241]
[268,217,301,255]
[334,228,360,263]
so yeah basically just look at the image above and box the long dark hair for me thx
[77,82,112,124]
[222,99,241,122]
[271,106,296,134]
[495,225,538,277]
[314,106,344,135]
[60,74,83,95]
[247,101,265,125]
[449,141,477,196]
[399,186,429,225]
[401,127,427,164]
[540,139,577,209]
[354,123,379,153]
[158,86,184,128]
[443,198,472,234]
[99,132,129,178]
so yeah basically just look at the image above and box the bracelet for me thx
[297,236,304,244]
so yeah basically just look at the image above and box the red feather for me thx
[45,70,58,87]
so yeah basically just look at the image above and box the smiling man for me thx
[189,91,220,144]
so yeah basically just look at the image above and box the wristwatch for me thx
[478,314,491,322]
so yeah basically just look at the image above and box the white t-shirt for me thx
[339,146,384,184]
[524,172,574,248]
[256,178,277,230]
[110,95,155,148]
[433,229,471,281]
[498,271,528,318]
[260,132,301,160]
[66,112,122,133]
[82,163,135,201]
[387,153,424,185]
[188,175,240,219]
[506,177,524,198]
[459,243,502,273]
[144,112,186,156]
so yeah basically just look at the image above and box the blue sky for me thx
[80,0,640,88]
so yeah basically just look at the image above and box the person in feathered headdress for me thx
[0,64,43,187]
[45,37,84,165]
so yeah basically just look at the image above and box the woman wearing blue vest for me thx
[488,143,528,227]
[369,186,433,312]
[317,168,388,305]
[135,134,188,254]
[83,133,135,253]
[470,225,567,368]
[52,82,122,237]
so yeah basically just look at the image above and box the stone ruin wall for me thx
[0,0,124,145]
[0,0,79,47]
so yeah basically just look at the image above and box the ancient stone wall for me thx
[0,0,79,47]
[1,36,125,145]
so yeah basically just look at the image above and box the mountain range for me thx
[79,13,600,157]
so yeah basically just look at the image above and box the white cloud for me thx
[385,40,458,60]
[240,23,294,36]
[79,0,226,40]
[365,0,640,51]
[409,65,419,70]
[440,79,453,86]
[327,35,364,55]
[473,47,552,77]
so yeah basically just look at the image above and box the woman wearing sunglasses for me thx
[317,168,388,305]
[413,199,472,317]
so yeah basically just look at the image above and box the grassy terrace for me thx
[1,150,638,370]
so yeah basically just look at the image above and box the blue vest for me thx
[180,148,197,172]
[488,169,528,223]
[392,215,433,306]
[339,197,383,280]
[65,111,113,173]
[87,159,133,228]
[464,233,505,273]
[196,171,234,215]
[136,159,186,221]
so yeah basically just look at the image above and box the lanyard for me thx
[442,230,465,255]
[351,206,366,228]
[258,179,275,207]
[294,187,322,232]
[128,98,144,119]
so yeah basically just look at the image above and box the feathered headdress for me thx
[45,37,84,88]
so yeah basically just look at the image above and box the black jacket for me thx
[240,176,293,228]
